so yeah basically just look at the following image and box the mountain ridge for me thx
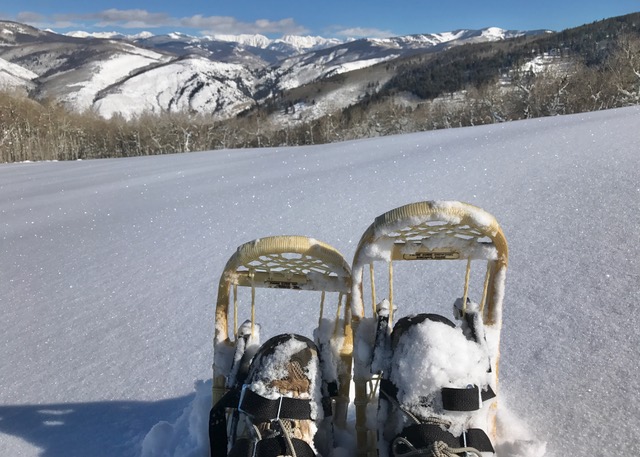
[0,19,551,120]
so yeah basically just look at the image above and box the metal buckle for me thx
[275,395,284,421]
[466,384,482,410]
[461,430,470,456]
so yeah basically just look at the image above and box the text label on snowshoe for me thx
[403,251,460,260]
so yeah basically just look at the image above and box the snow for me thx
[519,54,571,76]
[0,57,38,88]
[482,27,508,40]
[66,31,124,39]
[213,34,272,48]
[93,56,255,119]
[64,50,167,112]
[276,35,343,52]
[390,319,489,426]
[1,106,640,456]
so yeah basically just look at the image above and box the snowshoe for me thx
[350,201,508,456]
[210,236,353,457]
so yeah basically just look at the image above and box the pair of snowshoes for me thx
[209,201,508,457]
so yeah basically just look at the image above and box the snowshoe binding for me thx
[210,333,324,456]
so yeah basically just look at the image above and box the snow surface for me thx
[1,106,640,456]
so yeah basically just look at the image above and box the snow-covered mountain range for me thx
[0,20,547,120]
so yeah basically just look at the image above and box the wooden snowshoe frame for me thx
[350,201,508,456]
[213,235,353,427]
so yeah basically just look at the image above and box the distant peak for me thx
[213,34,271,48]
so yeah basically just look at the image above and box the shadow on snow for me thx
[0,395,195,457]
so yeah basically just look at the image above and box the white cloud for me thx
[331,26,395,39]
[182,15,307,35]
[12,9,309,36]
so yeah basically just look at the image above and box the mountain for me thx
[93,56,256,119]
[1,19,549,120]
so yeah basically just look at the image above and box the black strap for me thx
[395,423,494,454]
[441,385,496,411]
[380,378,399,401]
[382,378,495,412]
[210,388,242,457]
[239,387,312,422]
[392,314,455,350]
[322,380,338,417]
[229,436,316,457]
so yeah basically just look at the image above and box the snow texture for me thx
[1,106,640,456]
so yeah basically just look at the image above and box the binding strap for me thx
[441,385,496,412]
[394,423,494,455]
[210,388,242,457]
[238,386,313,421]
[229,436,316,457]
[381,379,495,412]
[209,386,316,457]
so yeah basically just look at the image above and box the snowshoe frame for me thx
[212,235,354,428]
[350,201,509,456]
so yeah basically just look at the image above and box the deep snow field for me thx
[1,106,639,456]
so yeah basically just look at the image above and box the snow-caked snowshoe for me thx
[209,236,353,457]
[350,201,508,457]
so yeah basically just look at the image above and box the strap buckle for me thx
[274,395,284,421]
[461,430,470,457]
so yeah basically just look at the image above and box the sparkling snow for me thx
[1,106,640,456]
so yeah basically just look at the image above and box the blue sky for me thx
[1,1,639,38]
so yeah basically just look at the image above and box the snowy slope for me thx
[0,57,37,90]
[61,45,170,112]
[93,57,256,119]
[1,106,639,457]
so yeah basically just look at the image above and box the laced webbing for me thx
[479,262,492,315]
[333,293,344,336]
[370,263,377,317]
[461,259,471,315]
[250,270,256,336]
[389,261,395,325]
[392,437,483,457]
[318,290,326,327]
[233,284,238,338]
